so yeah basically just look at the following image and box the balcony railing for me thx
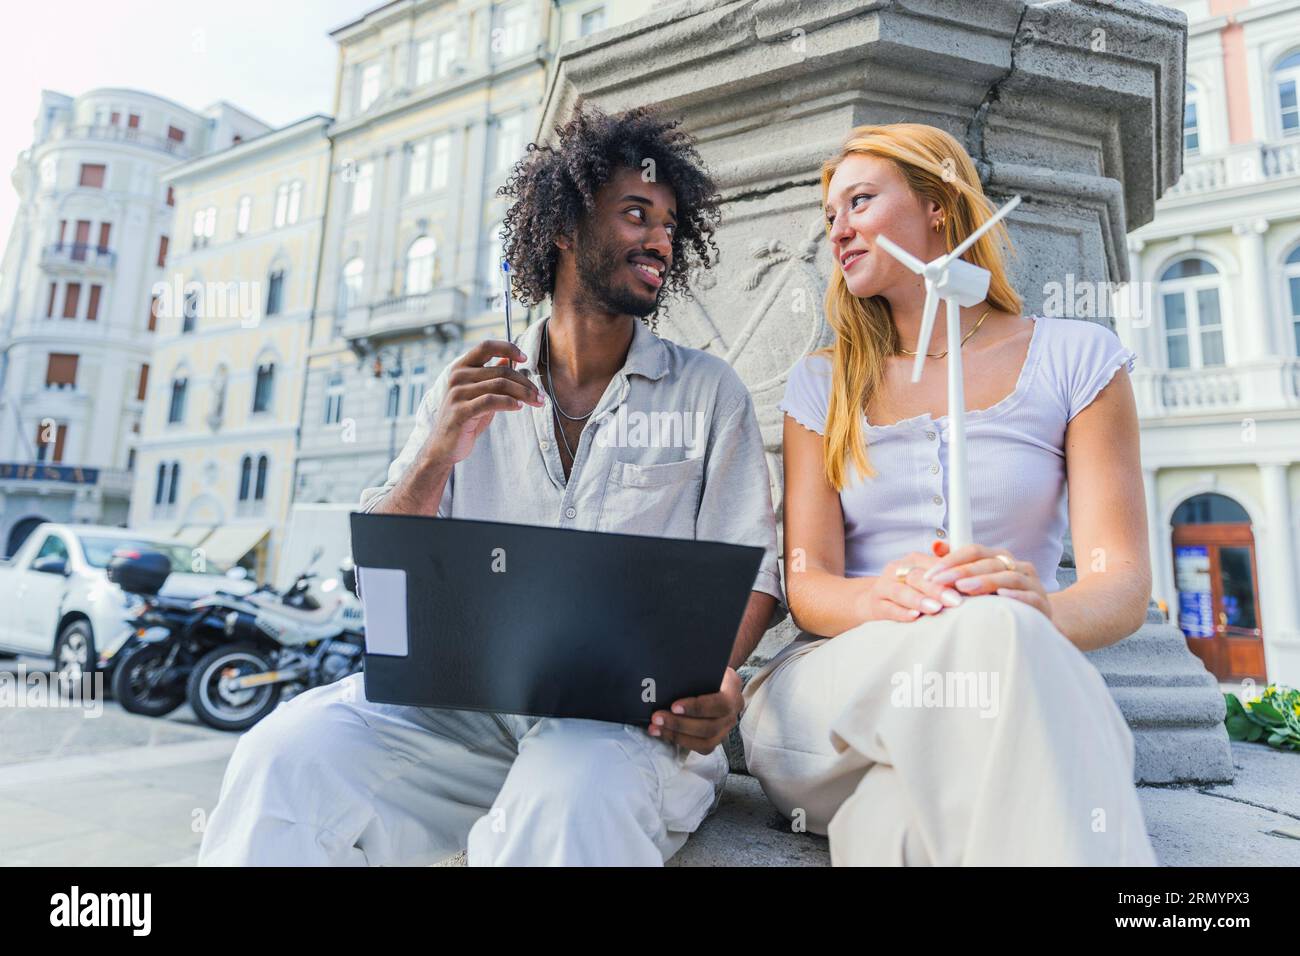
[1165,139,1300,199]
[48,123,191,159]
[340,287,466,346]
[1134,360,1300,418]
[0,462,132,495]
[41,243,116,269]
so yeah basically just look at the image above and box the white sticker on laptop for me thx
[356,566,408,657]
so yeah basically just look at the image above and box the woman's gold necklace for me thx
[897,308,991,359]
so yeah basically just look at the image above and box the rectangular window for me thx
[137,363,149,402]
[110,111,120,126]
[183,290,198,333]
[408,141,429,195]
[437,29,458,77]
[45,353,79,389]
[351,161,373,214]
[287,182,301,224]
[157,235,168,267]
[496,114,523,171]
[580,7,606,36]
[148,293,160,331]
[72,220,90,260]
[86,284,101,321]
[79,163,106,188]
[166,185,175,207]
[266,271,284,316]
[358,62,381,111]
[63,282,81,319]
[253,364,274,413]
[46,282,57,318]
[1280,79,1298,133]
[97,222,111,251]
[127,114,140,129]
[498,4,529,58]
[168,379,187,424]
[1184,100,1199,154]
[57,220,66,247]
[167,125,186,143]
[36,423,68,463]
[236,196,251,235]
[415,39,435,86]
[432,134,450,189]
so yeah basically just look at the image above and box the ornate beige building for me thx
[128,116,332,583]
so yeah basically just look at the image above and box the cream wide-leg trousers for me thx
[739,594,1157,866]
[197,673,728,866]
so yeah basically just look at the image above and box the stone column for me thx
[540,0,1231,782]
[1232,217,1273,361]
[1260,462,1300,687]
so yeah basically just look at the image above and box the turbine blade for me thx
[874,234,927,274]
[944,194,1022,265]
[910,284,941,383]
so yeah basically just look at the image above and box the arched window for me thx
[1159,258,1225,369]
[1286,244,1300,357]
[1184,81,1201,154]
[1172,493,1250,525]
[238,455,252,501]
[1275,50,1300,136]
[341,257,364,311]
[154,462,167,505]
[255,455,268,501]
[167,462,181,505]
[405,236,436,295]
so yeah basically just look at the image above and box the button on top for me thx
[935,528,947,538]
[932,495,944,506]
[540,440,550,451]
[564,506,577,519]
[925,430,937,441]
[929,463,940,475]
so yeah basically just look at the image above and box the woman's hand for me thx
[866,551,967,623]
[923,543,1052,621]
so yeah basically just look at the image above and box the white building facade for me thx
[1118,0,1300,687]
[0,88,268,556]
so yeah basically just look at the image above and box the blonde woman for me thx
[740,124,1157,866]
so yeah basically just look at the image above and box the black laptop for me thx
[349,512,764,726]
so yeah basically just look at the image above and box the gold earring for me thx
[933,218,944,233]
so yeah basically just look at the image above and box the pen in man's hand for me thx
[501,259,514,370]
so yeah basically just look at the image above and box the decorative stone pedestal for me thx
[540,0,1231,782]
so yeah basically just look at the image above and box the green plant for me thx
[1224,684,1300,752]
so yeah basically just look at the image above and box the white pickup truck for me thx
[0,523,255,683]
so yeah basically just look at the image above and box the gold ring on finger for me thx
[895,566,913,582]
[996,554,1016,571]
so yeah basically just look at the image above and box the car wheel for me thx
[53,620,95,696]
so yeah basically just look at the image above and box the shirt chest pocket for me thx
[596,457,705,540]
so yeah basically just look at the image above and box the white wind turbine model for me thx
[872,194,1022,549]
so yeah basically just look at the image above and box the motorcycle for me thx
[106,549,254,717]
[184,548,365,732]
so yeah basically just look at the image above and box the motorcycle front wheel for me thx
[187,644,282,732]
[112,642,186,717]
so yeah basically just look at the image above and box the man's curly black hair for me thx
[496,104,721,332]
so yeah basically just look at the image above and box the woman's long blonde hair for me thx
[819,124,1022,491]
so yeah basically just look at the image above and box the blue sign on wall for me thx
[1174,545,1214,639]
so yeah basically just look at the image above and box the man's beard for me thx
[573,224,663,319]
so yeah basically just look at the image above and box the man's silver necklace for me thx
[541,320,597,464]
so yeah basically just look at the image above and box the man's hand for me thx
[648,666,743,754]
[428,339,545,466]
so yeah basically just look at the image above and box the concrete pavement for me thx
[1,662,1296,865]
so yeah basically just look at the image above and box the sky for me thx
[0,0,373,244]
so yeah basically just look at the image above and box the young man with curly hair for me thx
[198,105,783,867]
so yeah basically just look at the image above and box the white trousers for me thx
[740,595,1157,866]
[197,673,728,866]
